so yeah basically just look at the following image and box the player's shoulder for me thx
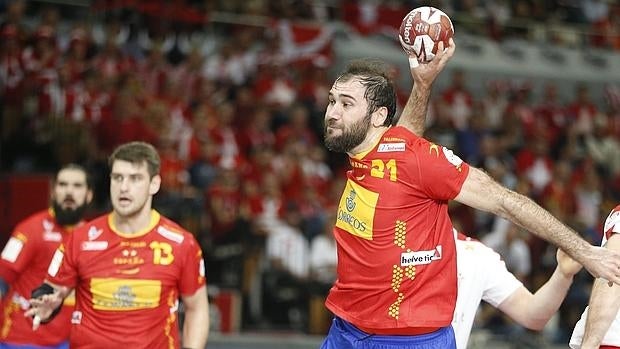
[11,209,53,239]
[456,234,500,261]
[14,209,50,229]
[70,213,110,239]
[603,204,620,235]
[156,215,195,245]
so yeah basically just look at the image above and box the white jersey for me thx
[452,232,523,349]
[570,205,620,348]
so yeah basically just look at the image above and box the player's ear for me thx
[86,189,94,204]
[149,174,161,195]
[372,106,388,127]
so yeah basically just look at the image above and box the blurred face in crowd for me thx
[52,168,92,226]
[324,77,373,153]
[109,160,160,219]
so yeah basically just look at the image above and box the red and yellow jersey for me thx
[0,209,76,346]
[47,210,206,349]
[325,126,470,332]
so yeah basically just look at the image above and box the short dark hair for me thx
[55,163,92,189]
[335,59,397,126]
[108,141,160,178]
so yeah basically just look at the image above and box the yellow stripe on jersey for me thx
[1,301,19,338]
[90,278,161,311]
[164,291,177,349]
[63,290,77,306]
[335,179,378,240]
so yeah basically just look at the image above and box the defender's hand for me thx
[556,249,582,278]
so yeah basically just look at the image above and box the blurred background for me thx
[0,0,619,348]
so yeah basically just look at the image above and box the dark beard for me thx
[323,112,372,153]
[53,201,88,226]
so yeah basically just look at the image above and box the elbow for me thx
[521,317,548,331]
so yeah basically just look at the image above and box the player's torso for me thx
[69,215,188,348]
[571,205,620,347]
[1,211,73,345]
[327,128,461,328]
[452,238,488,349]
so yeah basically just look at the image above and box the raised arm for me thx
[454,166,620,284]
[181,285,209,349]
[497,249,581,329]
[580,234,620,349]
[396,39,455,135]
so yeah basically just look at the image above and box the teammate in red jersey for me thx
[320,39,620,349]
[25,142,209,349]
[0,164,93,349]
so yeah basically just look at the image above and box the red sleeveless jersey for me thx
[325,126,469,331]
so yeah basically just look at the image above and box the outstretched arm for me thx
[396,39,456,135]
[24,280,72,330]
[454,166,620,284]
[580,234,620,349]
[497,249,581,329]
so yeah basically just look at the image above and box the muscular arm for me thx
[580,234,620,349]
[454,166,620,284]
[498,249,580,329]
[395,40,455,135]
[396,74,432,135]
[181,285,209,349]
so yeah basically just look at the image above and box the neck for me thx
[112,205,154,235]
[348,126,389,157]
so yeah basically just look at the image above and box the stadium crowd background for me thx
[1,0,620,347]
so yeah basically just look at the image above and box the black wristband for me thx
[31,283,62,323]
[31,283,55,298]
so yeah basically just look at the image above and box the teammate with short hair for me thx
[320,39,620,349]
[570,204,620,349]
[0,164,93,349]
[26,141,209,349]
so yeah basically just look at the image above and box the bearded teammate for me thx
[320,38,620,349]
[570,204,620,349]
[453,229,581,349]
[25,142,209,349]
[0,164,93,349]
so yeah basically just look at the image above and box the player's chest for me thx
[77,238,180,280]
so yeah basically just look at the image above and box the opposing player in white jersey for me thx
[452,229,582,349]
[570,204,620,349]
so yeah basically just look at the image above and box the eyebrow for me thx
[328,91,358,101]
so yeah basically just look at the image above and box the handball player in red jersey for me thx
[320,38,620,349]
[0,164,92,349]
[26,142,209,349]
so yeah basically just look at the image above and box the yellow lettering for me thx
[370,159,398,182]
[150,242,174,265]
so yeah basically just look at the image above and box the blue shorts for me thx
[0,342,69,349]
[320,317,456,349]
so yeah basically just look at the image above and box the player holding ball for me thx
[319,6,620,349]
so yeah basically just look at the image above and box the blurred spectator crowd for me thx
[0,0,619,344]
